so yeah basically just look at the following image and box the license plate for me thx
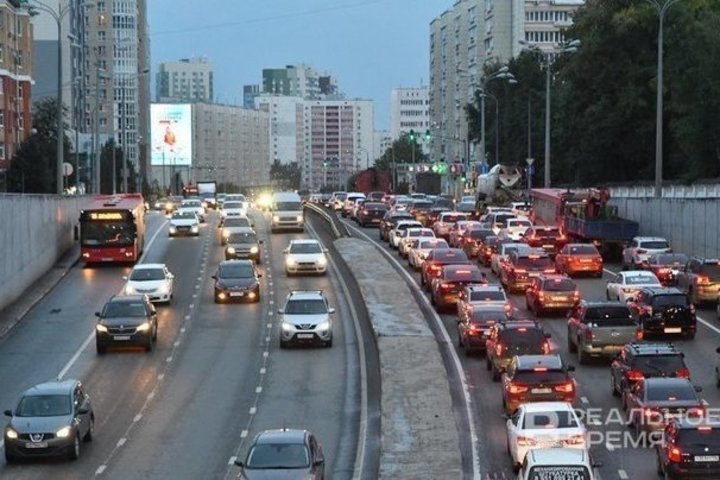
[551,441,563,448]
[552,296,568,301]
[531,388,552,394]
[25,441,48,448]
[695,455,719,462]
[102,258,114,262]
[371,219,380,223]
[297,333,314,339]
[113,335,131,341]
[543,244,553,248]
[580,259,592,263]
[664,327,682,333]
[229,292,245,297]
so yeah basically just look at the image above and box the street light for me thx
[478,67,516,169]
[27,1,94,194]
[520,39,580,188]
[645,0,681,198]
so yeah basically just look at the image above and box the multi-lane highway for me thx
[0,209,375,479]
[340,215,720,480]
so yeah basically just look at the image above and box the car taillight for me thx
[676,369,690,378]
[508,384,529,394]
[622,287,634,293]
[554,383,574,393]
[658,268,670,275]
[668,446,682,463]
[517,436,537,447]
[440,283,454,291]
[504,303,513,312]
[627,370,644,381]
[538,291,545,300]
[698,276,710,285]
[541,341,550,354]
[644,408,662,420]
[584,330,593,343]
[637,249,647,254]
[495,343,505,357]
[543,268,556,273]
[429,264,442,274]
[573,290,581,300]
[564,434,585,446]
[687,407,705,418]
[689,304,696,314]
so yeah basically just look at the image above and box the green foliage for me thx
[270,160,301,190]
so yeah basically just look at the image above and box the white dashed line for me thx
[180,327,186,332]
[147,391,155,401]
[580,396,589,404]
[255,386,262,393]
[268,312,273,316]
[618,469,628,479]
[158,374,165,381]
[269,282,273,287]
[96,465,107,475]
[166,356,173,363]
[133,414,142,423]
[265,336,270,342]
[260,368,266,374]
[249,407,257,415]
[263,351,269,358]
[266,323,272,328]
[269,300,274,305]
[117,438,127,447]
[228,456,237,465]
[192,294,198,299]
[173,341,180,347]
[240,430,249,438]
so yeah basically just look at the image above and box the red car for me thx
[420,248,470,291]
[523,226,566,257]
[646,253,689,286]
[555,243,604,277]
[430,264,486,311]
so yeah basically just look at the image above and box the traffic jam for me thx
[314,187,720,480]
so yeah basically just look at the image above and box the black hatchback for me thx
[356,202,388,227]
[657,417,720,479]
[631,287,697,339]
[213,260,262,303]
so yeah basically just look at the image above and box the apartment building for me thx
[156,57,213,103]
[390,87,431,154]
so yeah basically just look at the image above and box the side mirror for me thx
[234,460,244,468]
[122,276,128,281]
[258,240,264,244]
[277,309,284,314]
[567,365,576,372]
[694,385,703,393]
[328,308,336,314]
[77,407,90,415]
[94,311,101,317]
[4,409,12,417]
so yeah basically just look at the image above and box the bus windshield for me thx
[81,221,135,247]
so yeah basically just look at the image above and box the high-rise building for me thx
[296,99,374,190]
[243,84,260,109]
[156,57,214,103]
[390,87,430,154]
[255,94,302,166]
[262,64,339,101]
[0,0,33,176]
[374,130,392,162]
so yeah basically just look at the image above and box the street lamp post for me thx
[645,0,681,198]
[477,67,516,169]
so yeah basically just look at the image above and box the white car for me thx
[433,212,469,238]
[389,220,423,249]
[284,239,328,275]
[398,227,435,258]
[168,211,199,237]
[392,196,411,212]
[180,199,206,222]
[506,402,587,472]
[510,201,532,218]
[500,218,533,241]
[622,236,672,269]
[491,242,532,277]
[222,201,248,218]
[408,238,449,270]
[606,270,661,302]
[517,448,601,480]
[123,263,175,304]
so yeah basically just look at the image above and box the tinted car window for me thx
[445,268,484,282]
[653,253,688,265]
[542,278,576,291]
[246,444,310,468]
[513,370,568,384]
[568,245,599,255]
[633,355,686,375]
[103,302,147,317]
[646,383,697,401]
[468,229,493,240]
[640,240,670,249]
[219,264,255,278]
[433,250,469,262]
[584,306,632,320]
[522,410,578,429]
[534,228,560,237]
[501,329,547,352]
[224,202,244,209]
[678,429,720,447]
[16,395,72,417]
[228,232,257,243]
[289,243,322,254]
[363,203,387,211]
[469,310,509,322]
[651,294,689,308]
[699,264,720,280]
[223,217,251,227]
[411,201,433,209]
[625,275,659,285]
[284,299,327,314]
[515,256,553,269]
[470,290,505,301]
[172,212,196,220]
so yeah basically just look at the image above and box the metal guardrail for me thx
[610,185,720,199]
[303,202,348,238]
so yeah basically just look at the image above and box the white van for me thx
[270,192,304,233]
[517,448,601,480]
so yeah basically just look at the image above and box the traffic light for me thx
[424,129,431,141]
[449,164,458,175]
[409,129,415,142]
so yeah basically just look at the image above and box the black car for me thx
[461,228,494,258]
[4,379,94,462]
[356,202,388,227]
[457,305,511,356]
[610,342,689,398]
[95,295,158,354]
[501,355,576,414]
[224,227,263,263]
[625,378,705,434]
[379,211,413,241]
[656,417,720,479]
[630,287,696,339]
[213,260,262,303]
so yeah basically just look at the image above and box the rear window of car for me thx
[470,310,509,323]
[397,222,422,231]
[457,203,475,212]
[433,250,469,262]
[493,214,515,226]
[223,218,250,227]
[515,255,553,269]
[640,240,670,249]
[646,383,697,401]
[468,229,494,240]
[441,213,467,223]
[677,429,720,448]
[528,466,591,480]
[651,294,689,308]
[522,410,578,429]
[542,278,576,291]
[699,264,720,280]
[625,274,660,285]
[363,203,387,211]
[445,267,484,282]
[470,290,506,301]
[534,228,560,237]
[652,254,688,265]
[513,370,568,384]
[411,201,433,209]
[420,239,448,249]
[500,328,547,352]
[632,355,686,375]
[567,245,599,255]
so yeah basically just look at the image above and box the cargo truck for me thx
[197,181,217,209]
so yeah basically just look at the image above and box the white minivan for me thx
[270,192,304,233]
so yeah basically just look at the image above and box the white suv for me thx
[278,291,335,348]
[622,236,671,269]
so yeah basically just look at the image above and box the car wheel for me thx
[145,336,154,352]
[68,433,80,460]
[96,341,106,355]
[84,416,94,442]
[4,449,19,464]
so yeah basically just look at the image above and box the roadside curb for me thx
[0,244,80,340]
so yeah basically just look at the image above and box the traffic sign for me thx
[526,157,535,166]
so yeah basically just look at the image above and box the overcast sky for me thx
[148,0,445,130]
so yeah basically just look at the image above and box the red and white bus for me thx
[79,194,146,264]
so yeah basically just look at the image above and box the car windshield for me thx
[290,243,323,254]
[219,264,255,279]
[469,290,505,301]
[172,212,196,220]
[457,202,475,212]
[103,302,147,317]
[640,241,669,249]
[653,254,688,265]
[364,203,387,211]
[224,218,251,227]
[625,274,659,285]
[516,256,553,269]
[224,202,244,209]
[228,232,257,243]
[543,278,576,292]
[652,294,689,308]
[493,214,515,226]
[678,429,720,448]
[514,370,568,384]
[397,223,421,230]
[503,244,530,255]
[468,229,493,240]
[16,395,72,417]
[246,443,310,469]
[411,201,433,209]
[567,245,599,255]
[408,230,433,238]
[522,410,578,429]
[528,466,591,480]
[647,383,697,402]
[130,268,165,281]
[699,264,720,281]
[81,221,134,247]
[285,299,327,315]
[584,307,635,326]
[633,355,686,375]
[274,201,302,210]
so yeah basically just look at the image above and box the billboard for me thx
[151,104,192,166]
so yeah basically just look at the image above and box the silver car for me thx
[4,379,94,462]
[278,291,335,348]
[235,428,325,479]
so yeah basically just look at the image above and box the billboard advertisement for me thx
[151,104,192,166]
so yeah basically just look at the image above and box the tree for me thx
[270,160,301,190]
[6,98,71,193]
[99,139,140,194]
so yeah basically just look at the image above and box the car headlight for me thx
[282,322,295,332]
[286,257,297,266]
[56,426,72,438]
[165,203,173,210]
[316,320,331,332]
[250,246,259,254]
[136,322,152,332]
[227,247,236,254]
[158,284,170,294]
[169,226,177,233]
[296,215,303,222]
[273,215,280,222]
[96,323,108,333]
[191,225,199,232]
[125,285,137,294]
[223,230,230,238]
[318,256,327,266]
[5,428,18,439]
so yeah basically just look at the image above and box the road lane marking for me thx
[117,438,126,447]
[139,217,168,263]
[158,374,164,381]
[228,456,237,465]
[618,469,628,479]
[96,465,107,475]
[57,330,95,380]
[249,407,257,415]
[133,414,142,422]
[260,368,266,374]
[240,430,248,438]
[255,386,262,393]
